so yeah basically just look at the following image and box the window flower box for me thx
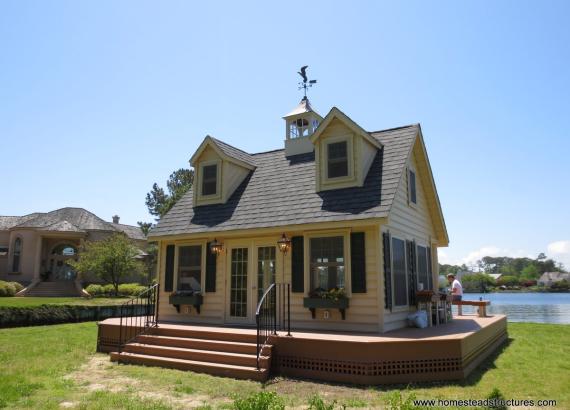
[303,288,349,320]
[169,291,203,314]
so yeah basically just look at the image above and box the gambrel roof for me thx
[150,122,448,245]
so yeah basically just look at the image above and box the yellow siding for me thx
[382,144,439,331]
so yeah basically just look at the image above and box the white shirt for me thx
[452,279,463,296]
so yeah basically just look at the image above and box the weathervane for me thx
[298,65,317,98]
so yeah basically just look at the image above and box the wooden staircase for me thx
[110,325,272,381]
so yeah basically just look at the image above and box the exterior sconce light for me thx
[209,239,224,255]
[277,233,291,255]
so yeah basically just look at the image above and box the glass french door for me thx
[229,248,249,320]
[257,246,276,304]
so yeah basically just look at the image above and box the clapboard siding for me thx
[382,144,440,330]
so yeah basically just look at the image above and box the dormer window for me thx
[201,163,219,197]
[327,141,348,178]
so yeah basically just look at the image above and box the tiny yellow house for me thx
[148,98,448,333]
[101,95,507,383]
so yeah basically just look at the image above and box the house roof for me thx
[209,137,257,168]
[538,272,570,282]
[0,208,146,240]
[150,124,423,238]
[283,97,321,118]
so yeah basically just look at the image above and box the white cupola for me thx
[283,96,323,157]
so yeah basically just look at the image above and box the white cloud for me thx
[438,250,451,265]
[458,246,533,268]
[547,240,570,269]
[547,240,570,255]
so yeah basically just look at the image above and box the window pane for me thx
[327,141,348,178]
[417,246,428,290]
[177,245,202,291]
[409,170,417,204]
[257,247,276,302]
[310,236,344,291]
[230,248,248,317]
[202,164,217,196]
[392,237,407,306]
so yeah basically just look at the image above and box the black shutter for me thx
[407,240,417,305]
[164,244,175,292]
[382,232,392,310]
[351,232,366,293]
[291,236,304,293]
[427,246,433,291]
[205,242,217,292]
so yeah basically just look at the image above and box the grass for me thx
[0,322,568,409]
[0,297,130,307]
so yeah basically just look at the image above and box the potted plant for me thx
[169,290,203,314]
[303,287,349,320]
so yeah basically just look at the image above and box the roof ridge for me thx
[368,123,419,134]
[251,148,285,155]
[210,137,254,156]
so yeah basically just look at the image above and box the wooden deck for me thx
[98,314,507,384]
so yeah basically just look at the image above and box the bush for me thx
[308,395,339,410]
[384,389,418,410]
[485,387,507,410]
[85,283,147,297]
[233,391,284,410]
[11,282,24,293]
[0,281,18,297]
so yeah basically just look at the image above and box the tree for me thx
[137,221,153,236]
[144,168,194,220]
[69,234,144,296]
[520,264,539,280]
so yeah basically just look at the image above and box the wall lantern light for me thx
[277,233,291,254]
[209,239,224,255]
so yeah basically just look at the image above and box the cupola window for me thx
[327,141,348,178]
[201,164,218,196]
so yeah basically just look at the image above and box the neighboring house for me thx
[488,273,502,281]
[148,97,449,333]
[0,207,146,296]
[537,272,570,287]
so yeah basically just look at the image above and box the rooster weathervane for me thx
[298,65,317,98]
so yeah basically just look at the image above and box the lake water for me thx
[457,292,570,324]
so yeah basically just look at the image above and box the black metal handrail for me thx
[255,282,291,369]
[118,283,159,353]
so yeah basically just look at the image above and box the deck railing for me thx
[118,283,159,353]
[255,283,291,369]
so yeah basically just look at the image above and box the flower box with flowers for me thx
[169,290,203,314]
[303,287,349,320]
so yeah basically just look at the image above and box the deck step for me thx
[111,351,269,381]
[135,334,269,355]
[124,343,270,368]
[150,326,258,343]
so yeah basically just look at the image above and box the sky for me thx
[1,1,569,269]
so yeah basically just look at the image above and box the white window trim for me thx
[407,167,417,208]
[322,134,355,185]
[390,234,409,311]
[198,159,222,201]
[304,229,352,298]
[173,240,207,293]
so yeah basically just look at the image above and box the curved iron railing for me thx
[118,283,159,353]
[255,283,290,369]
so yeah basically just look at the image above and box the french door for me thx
[227,247,250,323]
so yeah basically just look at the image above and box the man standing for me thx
[447,273,463,301]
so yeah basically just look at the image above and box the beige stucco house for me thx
[148,97,449,333]
[0,207,146,296]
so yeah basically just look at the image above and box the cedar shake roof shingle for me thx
[0,208,146,240]
[149,124,419,237]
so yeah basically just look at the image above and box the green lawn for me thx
[0,297,130,307]
[0,322,568,409]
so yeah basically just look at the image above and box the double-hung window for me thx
[408,169,417,205]
[391,237,408,306]
[310,236,345,291]
[177,245,202,292]
[201,164,218,196]
[327,141,348,179]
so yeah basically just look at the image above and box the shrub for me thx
[308,394,339,410]
[85,283,147,297]
[0,281,17,297]
[485,387,507,410]
[85,284,104,296]
[384,390,418,410]
[118,283,147,296]
[233,391,284,410]
[11,282,24,293]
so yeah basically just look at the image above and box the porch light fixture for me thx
[277,233,291,254]
[209,239,224,255]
